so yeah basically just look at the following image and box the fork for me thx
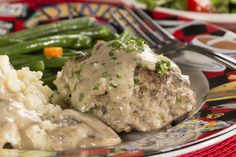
[110,6,236,70]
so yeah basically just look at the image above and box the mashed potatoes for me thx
[0,55,62,117]
[0,55,120,150]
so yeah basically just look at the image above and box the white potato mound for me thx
[0,55,121,150]
[0,55,62,118]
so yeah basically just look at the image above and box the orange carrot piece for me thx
[44,47,63,58]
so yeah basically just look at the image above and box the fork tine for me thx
[186,44,236,69]
[124,6,164,44]
[110,12,126,31]
[117,10,157,48]
[214,56,236,70]
[132,6,175,41]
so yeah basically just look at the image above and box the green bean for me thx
[0,37,75,55]
[63,49,90,56]
[10,49,89,66]
[62,27,111,39]
[11,55,66,69]
[0,38,23,46]
[15,60,45,71]
[12,56,74,69]
[10,55,42,65]
[42,74,57,89]
[63,49,80,56]
[73,36,92,49]
[44,57,73,68]
[102,32,119,41]
[43,69,60,77]
[0,17,95,42]
[0,35,91,55]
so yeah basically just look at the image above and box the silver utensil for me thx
[110,6,236,70]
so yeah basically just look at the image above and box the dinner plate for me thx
[0,1,236,156]
[124,0,236,32]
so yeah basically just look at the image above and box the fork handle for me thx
[181,44,236,70]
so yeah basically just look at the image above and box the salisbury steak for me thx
[55,39,196,132]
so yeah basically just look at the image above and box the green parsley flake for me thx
[111,40,122,48]
[74,69,82,79]
[109,51,115,56]
[91,61,98,65]
[126,38,145,53]
[155,59,171,77]
[135,38,145,51]
[110,82,118,88]
[93,83,101,90]
[116,74,122,79]
[102,72,109,78]
[136,0,157,10]
[176,98,183,104]
[112,56,117,60]
[79,93,84,102]
[109,38,145,53]
[134,77,140,85]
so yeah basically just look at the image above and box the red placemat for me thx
[180,135,236,157]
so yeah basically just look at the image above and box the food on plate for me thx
[137,0,236,13]
[0,17,95,46]
[0,15,196,150]
[0,55,120,150]
[0,17,116,89]
[44,47,64,58]
[0,35,92,56]
[55,38,196,132]
[207,81,236,101]
[194,35,236,50]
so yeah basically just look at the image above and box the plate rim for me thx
[151,124,236,156]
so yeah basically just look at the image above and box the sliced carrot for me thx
[96,40,105,44]
[44,47,63,58]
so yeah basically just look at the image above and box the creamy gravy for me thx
[56,40,180,113]
[0,56,120,150]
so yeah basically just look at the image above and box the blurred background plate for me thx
[124,0,236,32]
[153,7,236,33]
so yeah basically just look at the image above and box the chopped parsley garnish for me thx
[64,97,71,105]
[136,0,157,10]
[116,74,122,79]
[102,72,109,78]
[74,69,82,79]
[93,83,101,90]
[109,38,145,53]
[134,77,140,85]
[135,38,145,51]
[126,47,136,53]
[79,93,84,102]
[126,38,145,53]
[110,82,118,88]
[109,51,115,56]
[111,40,122,49]
[137,62,148,69]
[102,62,106,65]
[176,98,183,104]
[112,56,117,60]
[155,59,171,77]
[91,61,98,65]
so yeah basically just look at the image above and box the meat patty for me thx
[93,66,195,132]
[55,39,196,133]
